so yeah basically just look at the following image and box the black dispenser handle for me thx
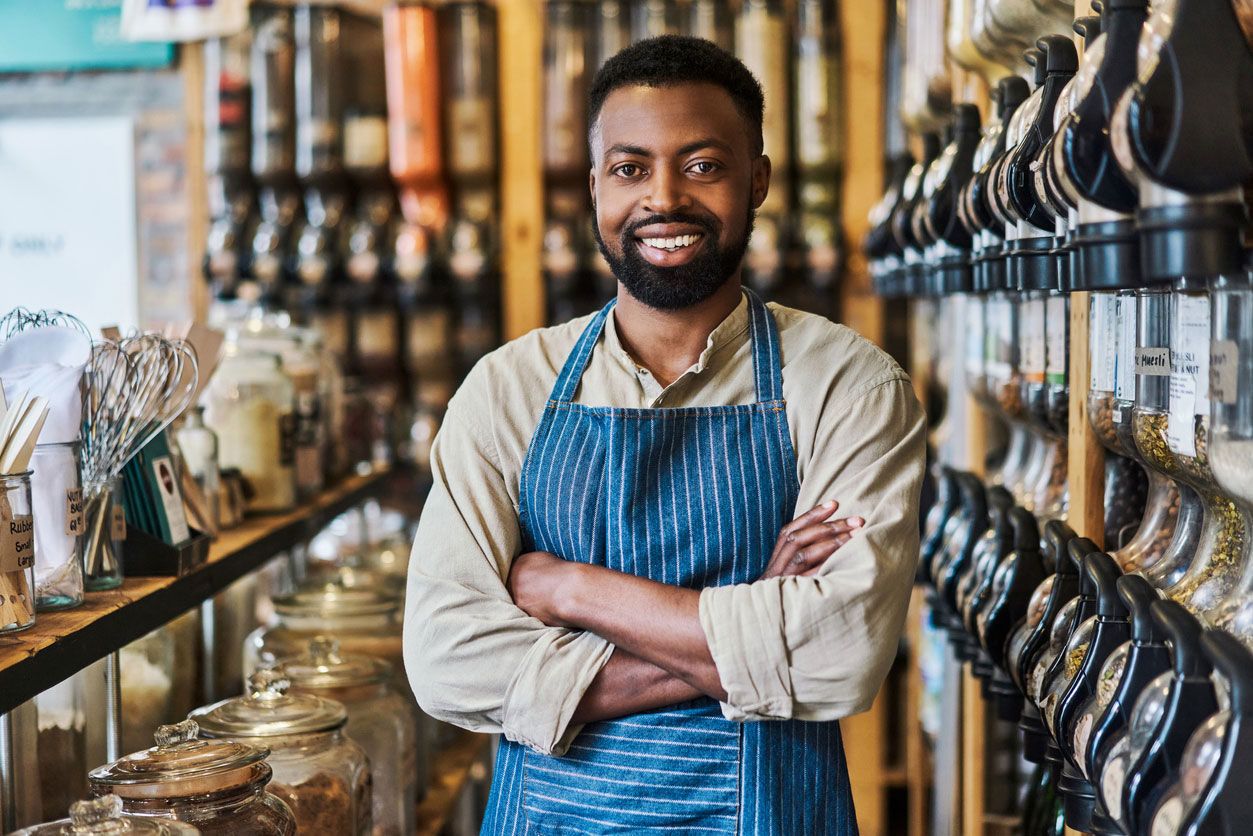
[1151,599,1211,679]
[1010,507,1040,555]
[1084,553,1128,618]
[1128,0,1253,192]
[1201,629,1253,714]
[1117,574,1166,645]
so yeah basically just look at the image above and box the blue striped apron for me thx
[482,291,857,836]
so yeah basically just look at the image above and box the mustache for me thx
[624,213,721,237]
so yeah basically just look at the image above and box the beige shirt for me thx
[403,293,926,756]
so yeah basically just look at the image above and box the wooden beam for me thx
[180,41,209,324]
[837,0,886,346]
[843,687,887,836]
[961,669,986,836]
[498,0,545,341]
[1067,291,1105,547]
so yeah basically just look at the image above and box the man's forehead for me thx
[593,82,751,154]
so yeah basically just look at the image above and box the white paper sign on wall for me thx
[0,116,138,334]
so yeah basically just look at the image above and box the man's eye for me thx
[614,164,642,178]
[689,161,720,175]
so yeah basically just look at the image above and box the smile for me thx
[638,233,704,252]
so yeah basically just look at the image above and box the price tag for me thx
[965,299,985,378]
[1115,295,1137,401]
[1022,298,1046,382]
[1046,296,1067,385]
[0,514,34,573]
[1211,339,1239,405]
[1167,295,1210,457]
[1090,294,1117,391]
[65,487,84,536]
[111,504,127,542]
[1136,347,1171,376]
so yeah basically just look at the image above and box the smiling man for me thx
[403,36,925,835]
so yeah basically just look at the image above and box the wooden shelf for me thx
[416,730,492,836]
[0,467,393,715]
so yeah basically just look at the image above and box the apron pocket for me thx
[522,705,741,836]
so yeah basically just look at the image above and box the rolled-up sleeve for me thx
[698,376,925,722]
[403,370,613,755]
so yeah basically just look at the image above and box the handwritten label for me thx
[0,514,35,573]
[1136,347,1171,376]
[111,504,127,542]
[1211,339,1239,405]
[151,455,191,544]
[65,487,84,536]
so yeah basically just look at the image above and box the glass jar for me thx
[202,349,296,514]
[89,720,295,836]
[1005,574,1055,692]
[82,474,125,591]
[190,670,371,836]
[1160,286,1248,614]
[1039,614,1095,736]
[10,795,201,836]
[0,470,36,634]
[1020,289,1050,433]
[120,627,178,756]
[177,407,221,533]
[242,584,429,794]
[234,330,325,501]
[280,637,419,832]
[35,673,88,821]
[1132,285,1204,591]
[1088,292,1121,453]
[1045,287,1070,437]
[1028,595,1080,703]
[1205,271,1253,640]
[1146,708,1226,836]
[31,441,84,611]
[1112,295,1180,573]
[1071,640,1132,779]
[1099,670,1173,830]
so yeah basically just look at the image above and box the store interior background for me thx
[8,0,1224,832]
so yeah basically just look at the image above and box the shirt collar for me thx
[603,291,751,379]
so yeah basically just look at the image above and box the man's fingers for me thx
[781,500,840,537]
[783,535,850,574]
[780,518,863,550]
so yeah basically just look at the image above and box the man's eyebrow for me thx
[677,137,734,155]
[607,143,651,157]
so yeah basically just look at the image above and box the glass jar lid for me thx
[12,795,202,835]
[272,583,401,618]
[280,637,393,689]
[190,669,348,738]
[89,720,268,788]
[14,795,202,836]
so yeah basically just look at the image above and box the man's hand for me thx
[507,551,579,628]
[760,500,863,579]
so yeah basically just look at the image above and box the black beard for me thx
[593,208,754,311]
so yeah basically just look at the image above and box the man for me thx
[404,36,925,835]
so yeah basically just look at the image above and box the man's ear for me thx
[751,155,772,210]
[589,167,597,208]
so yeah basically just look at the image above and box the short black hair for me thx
[588,35,765,157]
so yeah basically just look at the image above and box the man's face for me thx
[590,82,770,310]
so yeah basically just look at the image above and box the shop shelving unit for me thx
[0,469,393,716]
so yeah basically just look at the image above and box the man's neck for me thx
[612,277,744,389]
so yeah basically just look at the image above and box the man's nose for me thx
[641,166,691,214]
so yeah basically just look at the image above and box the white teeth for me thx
[641,234,702,251]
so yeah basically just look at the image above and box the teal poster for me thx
[0,0,173,72]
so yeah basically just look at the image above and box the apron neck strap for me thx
[548,290,785,404]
